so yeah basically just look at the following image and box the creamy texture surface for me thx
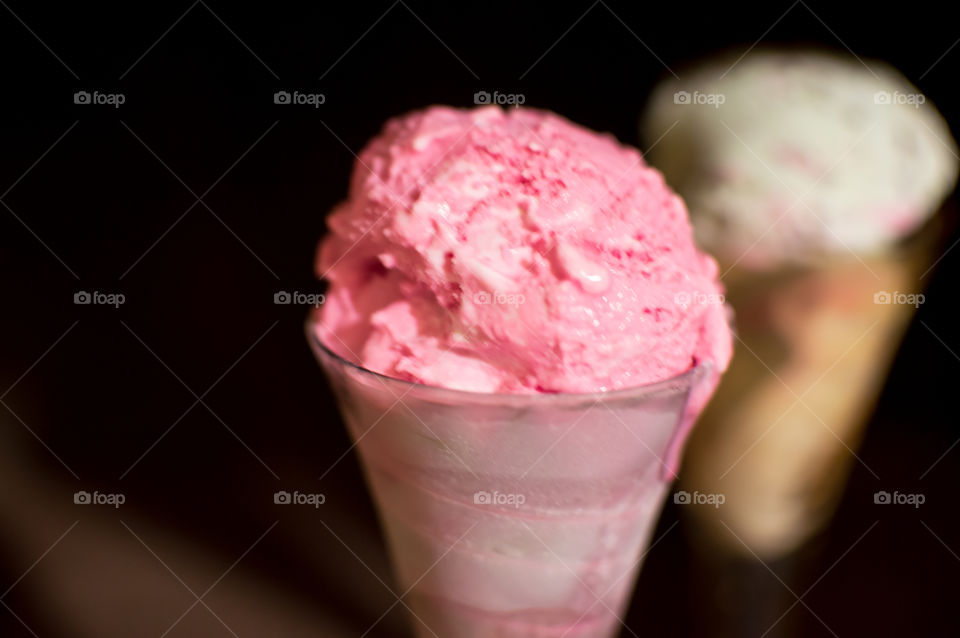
[316,105,731,393]
[641,50,959,268]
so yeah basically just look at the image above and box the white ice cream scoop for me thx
[641,49,958,268]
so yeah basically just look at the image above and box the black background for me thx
[0,1,958,636]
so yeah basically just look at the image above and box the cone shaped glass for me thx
[309,326,713,638]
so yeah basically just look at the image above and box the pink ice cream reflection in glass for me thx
[308,106,732,638]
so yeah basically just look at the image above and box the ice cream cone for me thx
[310,329,714,638]
[681,228,933,558]
[639,48,957,561]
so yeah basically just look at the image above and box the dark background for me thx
[0,1,957,636]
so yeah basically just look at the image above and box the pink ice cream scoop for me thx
[311,106,733,638]
[314,105,732,395]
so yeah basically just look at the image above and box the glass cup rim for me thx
[306,319,712,406]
